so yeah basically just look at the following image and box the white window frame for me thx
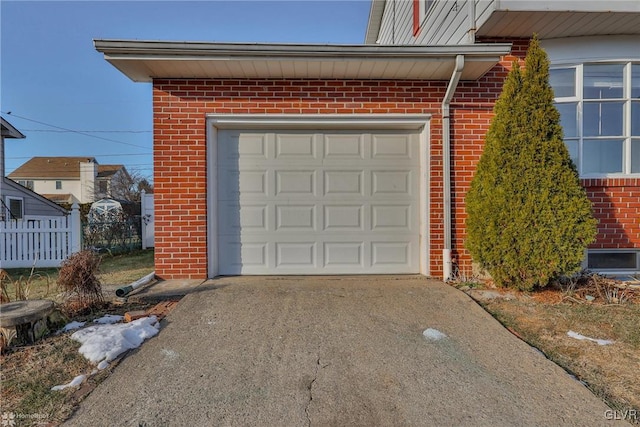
[6,196,24,220]
[552,61,639,177]
[55,180,62,190]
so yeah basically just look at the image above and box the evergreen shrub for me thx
[465,36,597,291]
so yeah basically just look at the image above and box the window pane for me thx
[565,139,579,169]
[633,64,640,98]
[632,139,640,173]
[583,102,623,136]
[555,102,578,137]
[583,139,623,174]
[550,68,575,98]
[583,64,624,99]
[588,252,638,269]
[632,101,640,136]
[9,199,23,219]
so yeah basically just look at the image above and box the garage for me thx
[213,126,424,275]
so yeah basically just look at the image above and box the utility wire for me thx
[6,153,152,159]
[2,111,150,150]
[21,129,151,133]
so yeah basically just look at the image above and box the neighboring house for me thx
[96,164,130,200]
[1,117,67,220]
[8,156,128,204]
[94,1,640,280]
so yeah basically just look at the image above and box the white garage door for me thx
[217,129,420,275]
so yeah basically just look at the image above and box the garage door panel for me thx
[275,170,316,196]
[324,242,364,267]
[219,170,268,199]
[219,132,268,160]
[372,134,413,159]
[217,129,420,275]
[372,170,413,196]
[276,243,317,267]
[372,242,412,266]
[324,170,364,195]
[275,133,318,159]
[218,240,268,274]
[372,205,412,231]
[239,170,268,196]
[324,134,366,159]
[323,205,364,231]
[276,205,316,230]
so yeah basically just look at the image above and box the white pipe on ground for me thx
[115,271,156,298]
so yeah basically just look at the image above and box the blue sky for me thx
[1,0,370,180]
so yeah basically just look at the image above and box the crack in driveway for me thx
[305,357,330,427]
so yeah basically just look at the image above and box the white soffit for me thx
[94,40,512,82]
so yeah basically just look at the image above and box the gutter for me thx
[441,55,465,281]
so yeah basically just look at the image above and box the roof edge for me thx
[1,117,26,139]
[3,178,69,214]
[93,39,512,58]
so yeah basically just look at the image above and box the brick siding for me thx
[152,38,639,279]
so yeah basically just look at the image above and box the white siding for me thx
[3,179,66,217]
[377,0,484,46]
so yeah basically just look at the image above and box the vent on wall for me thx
[587,250,640,271]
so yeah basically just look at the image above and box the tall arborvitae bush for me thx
[465,36,597,291]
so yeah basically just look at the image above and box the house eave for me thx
[1,117,26,139]
[94,39,512,82]
[477,10,640,39]
[3,178,68,213]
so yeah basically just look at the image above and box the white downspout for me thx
[442,54,465,281]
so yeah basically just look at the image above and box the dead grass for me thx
[1,250,154,303]
[469,283,640,420]
[0,251,155,426]
[0,302,152,426]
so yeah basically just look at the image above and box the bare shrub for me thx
[57,250,104,313]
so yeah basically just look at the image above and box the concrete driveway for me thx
[66,276,621,426]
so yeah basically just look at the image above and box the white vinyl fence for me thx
[141,190,154,249]
[0,203,81,268]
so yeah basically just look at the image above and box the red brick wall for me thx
[152,37,639,279]
[447,39,529,275]
[583,179,640,249]
[153,79,451,278]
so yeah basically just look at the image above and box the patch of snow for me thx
[423,328,447,341]
[57,321,86,334]
[71,316,159,364]
[51,374,86,391]
[93,314,124,324]
[97,360,109,370]
[567,330,614,346]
